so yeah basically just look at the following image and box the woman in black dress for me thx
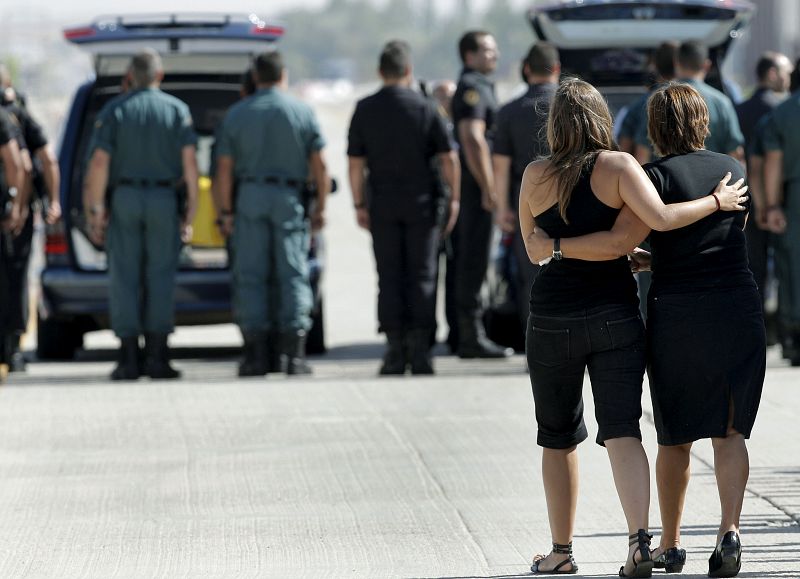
[517,79,747,577]
[526,82,764,578]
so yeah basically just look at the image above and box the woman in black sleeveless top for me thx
[526,83,763,578]
[519,79,746,577]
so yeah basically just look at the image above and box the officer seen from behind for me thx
[348,41,460,375]
[215,51,329,377]
[492,42,559,337]
[84,49,199,381]
[450,30,512,359]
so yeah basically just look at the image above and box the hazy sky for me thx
[8,0,531,22]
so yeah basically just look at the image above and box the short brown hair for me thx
[647,82,709,157]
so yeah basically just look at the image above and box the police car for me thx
[39,14,328,359]
[485,0,755,350]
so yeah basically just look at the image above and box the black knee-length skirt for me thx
[646,285,766,446]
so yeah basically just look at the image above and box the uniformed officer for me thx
[215,51,329,377]
[674,41,745,159]
[762,78,800,366]
[84,49,199,380]
[348,41,460,375]
[451,30,512,359]
[492,42,559,337]
[0,106,28,381]
[0,65,62,372]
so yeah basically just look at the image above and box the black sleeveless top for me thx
[530,155,639,315]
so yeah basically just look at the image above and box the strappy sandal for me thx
[708,531,742,578]
[619,529,654,578]
[652,546,686,573]
[531,542,578,575]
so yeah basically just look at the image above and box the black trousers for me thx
[0,210,34,339]
[370,194,439,333]
[745,215,769,301]
[453,166,493,317]
[512,226,539,330]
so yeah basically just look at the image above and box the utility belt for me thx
[111,177,187,219]
[240,176,303,189]
[117,177,177,188]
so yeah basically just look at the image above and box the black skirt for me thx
[646,285,766,446]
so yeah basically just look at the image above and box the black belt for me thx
[118,178,176,188]
[240,176,303,188]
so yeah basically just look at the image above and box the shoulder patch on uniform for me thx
[464,89,481,107]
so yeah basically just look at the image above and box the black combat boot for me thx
[111,336,141,381]
[266,329,282,373]
[238,331,269,377]
[407,329,434,375]
[5,334,26,373]
[282,329,312,375]
[457,313,514,359]
[379,330,407,375]
[143,333,181,380]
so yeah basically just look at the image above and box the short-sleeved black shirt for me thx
[3,103,48,153]
[452,67,497,154]
[645,150,754,294]
[735,87,785,163]
[347,85,452,196]
[493,82,556,205]
[0,107,13,147]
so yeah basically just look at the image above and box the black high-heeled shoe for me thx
[708,531,742,577]
[620,529,654,578]
[531,542,578,574]
[653,546,686,573]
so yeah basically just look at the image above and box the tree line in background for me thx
[278,0,536,83]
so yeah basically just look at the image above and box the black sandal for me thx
[708,531,742,577]
[531,542,578,575]
[619,529,654,578]
[652,546,686,573]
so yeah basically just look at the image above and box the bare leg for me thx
[712,429,748,541]
[605,437,651,575]
[533,446,578,572]
[653,443,692,556]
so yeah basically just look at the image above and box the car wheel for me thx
[36,317,84,360]
[306,299,326,355]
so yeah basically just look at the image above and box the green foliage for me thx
[277,0,536,83]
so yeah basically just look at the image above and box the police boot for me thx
[267,329,282,374]
[457,313,513,359]
[379,330,407,375]
[282,329,312,375]
[4,334,26,373]
[408,329,434,375]
[111,336,141,381]
[144,333,181,380]
[238,331,269,377]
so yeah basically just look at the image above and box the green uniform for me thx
[89,87,197,338]
[216,87,325,333]
[673,78,744,154]
[762,93,800,329]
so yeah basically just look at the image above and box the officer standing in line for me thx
[492,42,559,338]
[348,41,460,375]
[84,49,198,381]
[0,106,28,380]
[451,30,512,359]
[736,52,792,300]
[762,77,800,366]
[0,65,62,372]
[215,51,329,377]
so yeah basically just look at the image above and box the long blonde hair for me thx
[544,78,616,221]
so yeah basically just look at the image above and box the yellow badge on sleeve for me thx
[464,89,481,107]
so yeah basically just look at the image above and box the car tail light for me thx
[64,27,96,41]
[250,25,284,37]
[45,222,69,265]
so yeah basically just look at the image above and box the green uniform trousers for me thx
[232,183,312,333]
[107,186,181,338]
[775,180,800,330]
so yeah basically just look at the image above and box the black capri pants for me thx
[526,304,646,448]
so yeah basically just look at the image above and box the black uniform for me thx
[348,85,452,334]
[449,67,498,343]
[494,82,556,331]
[736,87,786,299]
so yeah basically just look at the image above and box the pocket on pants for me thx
[606,315,645,350]
[530,326,570,367]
